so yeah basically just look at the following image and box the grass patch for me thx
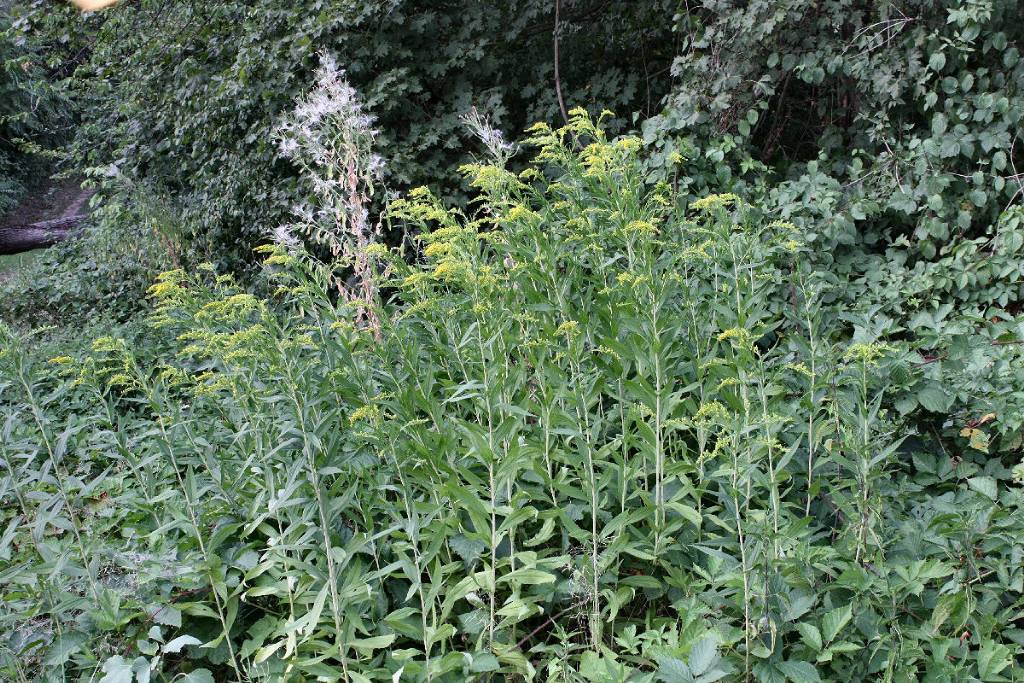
[0,249,43,275]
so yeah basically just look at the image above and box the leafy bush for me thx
[0,7,72,213]
[2,112,1022,682]
[651,0,1024,253]
[642,0,1024,463]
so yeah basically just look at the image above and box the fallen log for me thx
[0,215,88,256]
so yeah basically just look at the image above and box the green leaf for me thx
[163,635,202,654]
[98,656,134,683]
[469,653,500,673]
[688,637,716,676]
[499,568,555,585]
[152,606,182,628]
[930,594,960,633]
[796,623,822,652]
[44,631,87,667]
[349,634,396,651]
[821,604,852,644]
[967,476,997,501]
[655,654,694,683]
[132,657,152,683]
[778,660,821,683]
[180,670,215,683]
[977,641,1011,680]
[917,385,952,413]
[785,592,816,621]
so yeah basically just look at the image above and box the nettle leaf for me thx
[654,654,694,683]
[968,476,998,501]
[449,534,486,564]
[977,641,1011,680]
[688,637,717,676]
[44,631,88,667]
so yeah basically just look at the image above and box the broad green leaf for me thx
[977,641,1011,680]
[796,623,822,652]
[821,604,852,644]
[470,652,500,673]
[778,660,821,683]
[654,654,694,683]
[688,637,717,676]
[180,670,215,683]
[349,634,397,651]
[967,476,997,501]
[98,656,133,683]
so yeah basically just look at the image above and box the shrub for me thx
[650,0,1024,256]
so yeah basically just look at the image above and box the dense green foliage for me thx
[12,0,675,263]
[2,1,1024,682]
[639,0,1024,462]
[3,109,1024,683]
[0,3,71,213]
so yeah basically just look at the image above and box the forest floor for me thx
[0,176,93,278]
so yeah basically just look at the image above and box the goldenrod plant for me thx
[3,109,1021,681]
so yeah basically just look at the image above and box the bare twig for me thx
[514,604,578,651]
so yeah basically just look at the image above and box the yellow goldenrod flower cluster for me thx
[690,193,740,214]
[388,189,455,228]
[616,272,651,289]
[147,269,188,301]
[785,362,814,378]
[692,401,729,428]
[400,272,432,289]
[622,219,659,237]
[432,260,468,282]
[555,320,580,339]
[196,293,261,323]
[843,342,897,365]
[505,204,540,224]
[717,326,755,350]
[364,242,389,258]
[178,324,268,365]
[459,163,524,195]
[349,404,381,425]
[423,242,453,259]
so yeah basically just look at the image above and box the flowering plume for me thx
[461,107,517,166]
[275,51,385,334]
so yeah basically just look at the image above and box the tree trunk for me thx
[0,215,87,256]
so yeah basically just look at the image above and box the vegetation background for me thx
[1,1,1024,681]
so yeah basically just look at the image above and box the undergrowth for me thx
[1,111,1023,682]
